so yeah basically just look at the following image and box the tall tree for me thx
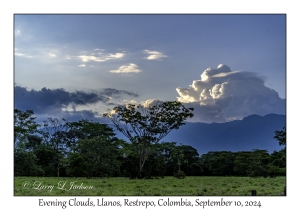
[65,119,115,150]
[274,126,286,147]
[14,109,39,150]
[65,120,122,178]
[270,126,286,177]
[233,151,253,176]
[40,117,69,177]
[75,137,121,178]
[247,149,270,177]
[103,100,194,178]
[200,151,235,176]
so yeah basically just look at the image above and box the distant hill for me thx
[113,114,286,155]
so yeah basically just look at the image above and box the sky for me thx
[14,14,286,123]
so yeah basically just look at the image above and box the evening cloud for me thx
[109,63,141,73]
[14,86,139,122]
[176,64,286,123]
[143,50,167,60]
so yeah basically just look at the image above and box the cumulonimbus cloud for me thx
[176,64,286,123]
[109,63,141,73]
[143,50,167,60]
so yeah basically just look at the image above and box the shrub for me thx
[173,170,186,179]
[268,165,286,178]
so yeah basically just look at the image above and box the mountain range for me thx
[113,114,286,155]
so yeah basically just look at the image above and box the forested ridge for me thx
[14,109,286,179]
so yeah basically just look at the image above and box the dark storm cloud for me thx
[14,86,109,113]
[30,109,112,124]
[43,110,111,123]
[14,86,139,122]
[101,88,139,98]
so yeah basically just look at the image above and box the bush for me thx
[268,165,286,178]
[14,151,44,176]
[173,170,186,179]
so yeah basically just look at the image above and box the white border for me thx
[2,0,298,209]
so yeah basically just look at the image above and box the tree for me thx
[270,149,286,168]
[175,145,199,175]
[14,150,44,176]
[34,144,64,177]
[25,135,43,152]
[172,147,185,171]
[233,150,270,177]
[269,127,286,178]
[65,119,116,151]
[65,120,122,178]
[14,109,39,150]
[40,117,69,177]
[274,126,286,147]
[247,149,270,177]
[14,109,43,176]
[201,151,235,176]
[233,151,253,176]
[75,137,121,178]
[155,142,177,176]
[103,100,194,178]
[272,126,286,177]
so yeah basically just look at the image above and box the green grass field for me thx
[14,176,286,196]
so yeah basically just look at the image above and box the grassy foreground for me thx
[14,176,286,196]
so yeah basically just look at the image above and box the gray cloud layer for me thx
[14,86,139,122]
[101,88,139,98]
[176,64,286,123]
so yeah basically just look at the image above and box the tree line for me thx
[14,108,285,179]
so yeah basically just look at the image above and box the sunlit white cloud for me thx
[75,52,125,62]
[15,45,68,61]
[78,64,86,67]
[141,99,163,107]
[176,64,286,123]
[15,52,32,58]
[49,53,56,57]
[143,50,167,60]
[93,48,105,51]
[109,63,141,74]
[122,99,138,105]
